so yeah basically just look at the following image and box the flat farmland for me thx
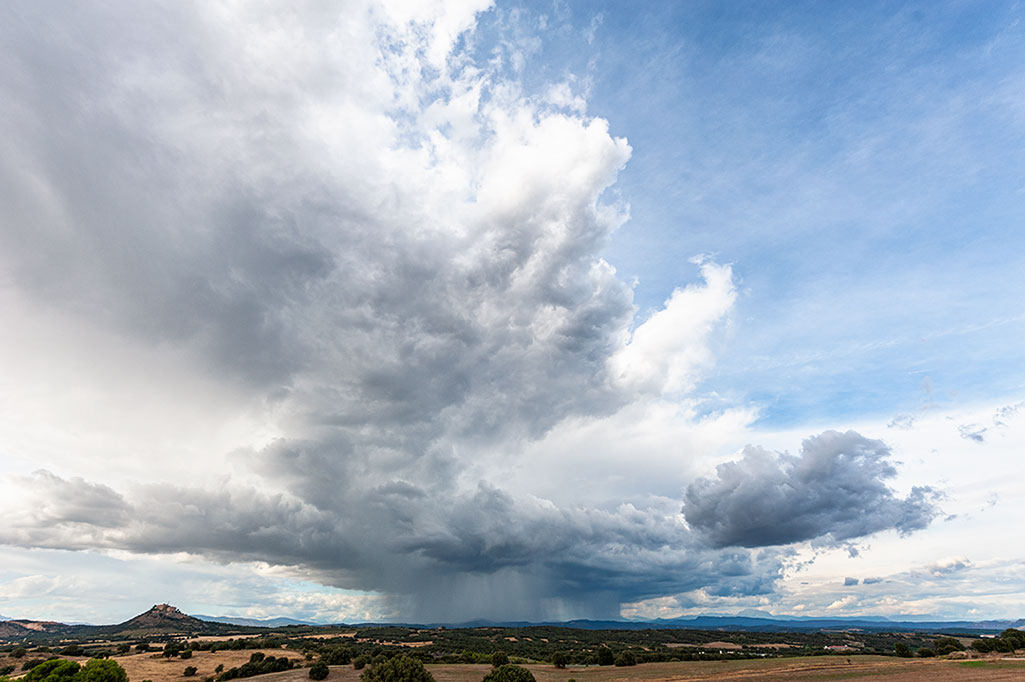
[115,649,305,682]
[12,653,1025,682]
[220,658,1025,682]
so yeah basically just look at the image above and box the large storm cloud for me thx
[0,1,939,621]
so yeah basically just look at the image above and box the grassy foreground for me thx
[156,657,1025,682]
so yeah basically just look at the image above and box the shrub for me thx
[932,637,964,656]
[322,648,351,666]
[1,666,15,677]
[180,651,193,661]
[12,650,27,660]
[894,643,912,658]
[184,668,198,678]
[215,665,224,673]
[551,652,568,669]
[24,659,80,682]
[917,648,935,658]
[613,652,636,667]
[136,645,152,653]
[481,665,535,682]
[309,663,329,681]
[359,655,434,682]
[352,655,370,670]
[596,648,614,666]
[490,652,508,668]
[75,659,129,682]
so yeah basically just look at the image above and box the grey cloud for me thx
[683,430,940,548]
[957,424,986,442]
[844,577,859,586]
[19,470,131,529]
[0,471,787,622]
[887,414,915,430]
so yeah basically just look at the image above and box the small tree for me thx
[551,652,568,669]
[180,651,193,661]
[481,665,535,682]
[490,652,508,668]
[309,663,329,681]
[894,643,912,658]
[596,647,614,666]
[183,668,198,678]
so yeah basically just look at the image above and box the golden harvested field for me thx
[116,649,305,682]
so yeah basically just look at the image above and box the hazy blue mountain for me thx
[194,614,324,627]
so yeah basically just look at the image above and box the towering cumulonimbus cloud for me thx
[0,1,938,621]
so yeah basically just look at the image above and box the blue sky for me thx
[1,0,1024,625]
[494,0,1025,428]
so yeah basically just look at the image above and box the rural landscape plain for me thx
[2,1,1025,682]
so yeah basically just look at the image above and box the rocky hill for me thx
[115,604,210,634]
[0,604,245,643]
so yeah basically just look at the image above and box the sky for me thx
[1,0,1024,625]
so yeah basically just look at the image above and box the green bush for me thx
[613,652,636,667]
[359,655,434,682]
[180,651,193,661]
[75,659,129,682]
[551,652,568,669]
[322,648,351,666]
[25,659,81,682]
[481,665,535,682]
[932,637,964,656]
[596,648,614,666]
[309,662,329,681]
[490,652,508,668]
[184,668,198,678]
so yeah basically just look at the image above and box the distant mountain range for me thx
[3,603,1024,644]
[418,614,1025,633]
[194,614,324,627]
